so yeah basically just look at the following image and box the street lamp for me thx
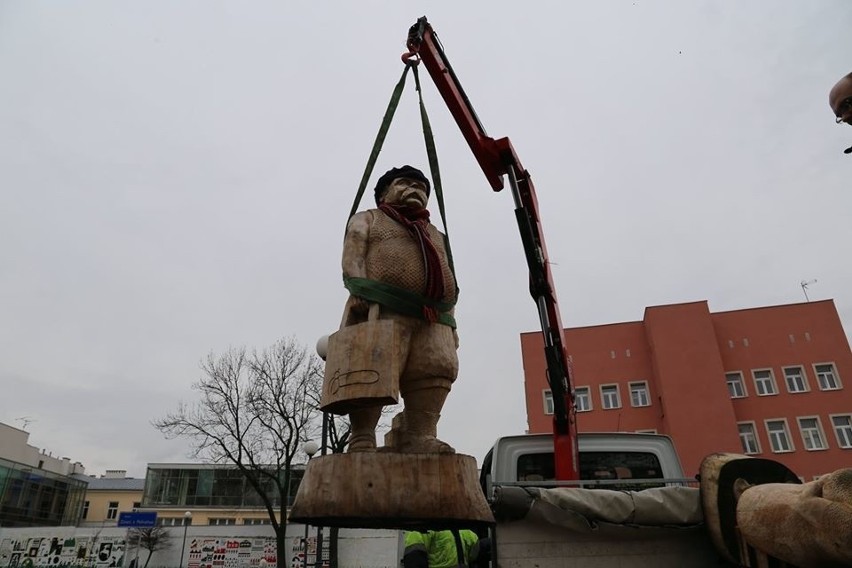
[301,442,319,568]
[314,338,330,568]
[314,337,330,568]
[178,511,192,568]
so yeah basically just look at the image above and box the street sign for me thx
[117,511,158,528]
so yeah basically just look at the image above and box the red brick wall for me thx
[521,299,852,480]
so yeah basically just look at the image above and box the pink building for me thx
[521,300,852,479]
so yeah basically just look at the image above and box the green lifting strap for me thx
[343,60,460,327]
[348,64,412,221]
[412,63,456,276]
[344,276,456,328]
[347,61,454,274]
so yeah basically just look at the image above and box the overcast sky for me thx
[2,2,850,478]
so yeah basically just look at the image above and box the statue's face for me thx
[829,76,852,125]
[381,177,429,208]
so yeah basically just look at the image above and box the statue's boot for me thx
[347,406,382,452]
[381,411,407,450]
[391,387,455,454]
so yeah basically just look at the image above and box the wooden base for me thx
[289,452,495,530]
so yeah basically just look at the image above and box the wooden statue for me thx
[291,166,493,529]
[701,454,852,568]
[323,165,459,454]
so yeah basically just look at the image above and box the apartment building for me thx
[521,299,852,479]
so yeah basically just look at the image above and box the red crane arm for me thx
[404,17,579,480]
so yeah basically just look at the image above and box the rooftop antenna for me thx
[800,279,817,302]
[15,416,35,430]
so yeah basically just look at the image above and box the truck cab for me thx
[480,432,686,495]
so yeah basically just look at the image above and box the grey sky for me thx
[2,2,850,478]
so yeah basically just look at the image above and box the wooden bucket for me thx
[321,305,400,414]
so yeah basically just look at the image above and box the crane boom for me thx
[404,17,579,480]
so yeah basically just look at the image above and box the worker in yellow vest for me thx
[402,529,485,567]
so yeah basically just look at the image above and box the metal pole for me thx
[302,523,310,568]
[316,413,328,567]
[314,526,323,568]
[179,512,191,568]
[320,412,328,456]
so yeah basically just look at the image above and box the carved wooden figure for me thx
[324,165,459,454]
[291,166,493,529]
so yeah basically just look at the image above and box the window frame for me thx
[752,369,778,396]
[796,416,828,451]
[737,421,761,455]
[726,371,747,398]
[628,381,651,407]
[782,366,809,394]
[574,386,592,412]
[764,418,794,453]
[813,362,842,391]
[542,389,554,416]
[106,501,119,520]
[829,414,852,449]
[600,384,621,410]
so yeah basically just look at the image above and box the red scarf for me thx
[378,203,445,322]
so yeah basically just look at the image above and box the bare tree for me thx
[154,337,323,568]
[126,527,172,568]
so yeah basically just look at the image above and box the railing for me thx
[497,477,699,489]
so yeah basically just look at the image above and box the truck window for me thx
[517,451,664,483]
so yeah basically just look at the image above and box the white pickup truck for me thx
[477,432,730,568]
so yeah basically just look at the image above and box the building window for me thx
[797,417,827,451]
[783,367,809,393]
[814,363,841,390]
[159,517,192,527]
[737,422,761,454]
[830,415,852,448]
[765,420,793,453]
[543,390,554,415]
[82,501,89,520]
[752,370,778,396]
[629,382,650,407]
[600,384,621,410]
[574,386,591,412]
[106,502,119,520]
[726,372,747,398]
[132,502,141,510]
[243,518,271,525]
[208,518,236,526]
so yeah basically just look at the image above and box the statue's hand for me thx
[341,295,372,328]
[350,296,371,317]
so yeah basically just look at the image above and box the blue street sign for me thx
[117,511,158,527]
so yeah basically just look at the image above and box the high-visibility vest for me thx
[403,530,479,567]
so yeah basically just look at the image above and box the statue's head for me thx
[829,72,852,125]
[374,165,431,208]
